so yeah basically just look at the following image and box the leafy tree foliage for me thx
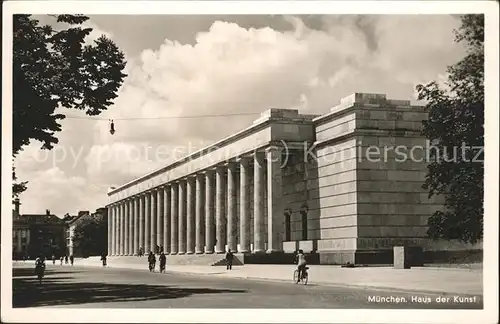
[12,165,27,203]
[73,216,108,257]
[12,14,127,198]
[416,15,484,244]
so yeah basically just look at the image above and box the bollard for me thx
[393,246,410,269]
[394,246,424,269]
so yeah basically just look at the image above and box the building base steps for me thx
[104,253,244,266]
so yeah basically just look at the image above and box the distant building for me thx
[65,211,91,256]
[12,199,66,260]
[65,207,108,257]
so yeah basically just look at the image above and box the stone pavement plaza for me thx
[74,258,482,295]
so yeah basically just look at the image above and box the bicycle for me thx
[293,266,309,285]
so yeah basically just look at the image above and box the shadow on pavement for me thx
[12,268,248,307]
[13,268,82,277]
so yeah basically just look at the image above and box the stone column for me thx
[204,170,215,254]
[266,147,284,253]
[124,200,129,255]
[133,197,139,255]
[115,204,120,255]
[150,189,157,254]
[238,157,251,253]
[178,180,187,254]
[121,201,125,255]
[157,188,164,252]
[127,198,134,255]
[227,162,238,252]
[195,173,205,254]
[253,152,265,253]
[110,205,115,255]
[186,176,196,254]
[163,185,171,254]
[139,194,145,254]
[123,200,128,255]
[118,202,124,255]
[115,204,119,256]
[215,166,226,254]
[116,202,121,255]
[144,192,151,253]
[170,183,179,254]
[107,206,112,255]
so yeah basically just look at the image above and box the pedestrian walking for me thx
[70,255,74,266]
[60,256,63,265]
[101,252,107,267]
[52,254,56,265]
[225,249,234,270]
[159,252,166,273]
[148,252,156,272]
[65,255,68,264]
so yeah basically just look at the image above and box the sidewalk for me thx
[69,258,482,295]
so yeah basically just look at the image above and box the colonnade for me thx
[107,147,284,255]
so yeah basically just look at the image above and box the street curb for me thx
[209,275,482,297]
[412,266,483,273]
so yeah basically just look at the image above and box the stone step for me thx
[103,253,245,266]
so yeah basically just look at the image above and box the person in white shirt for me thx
[296,249,307,282]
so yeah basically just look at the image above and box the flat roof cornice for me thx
[108,109,315,196]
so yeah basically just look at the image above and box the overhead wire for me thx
[63,112,261,121]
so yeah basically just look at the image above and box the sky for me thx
[14,14,467,216]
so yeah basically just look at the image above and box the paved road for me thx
[12,263,482,309]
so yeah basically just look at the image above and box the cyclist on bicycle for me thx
[296,249,307,283]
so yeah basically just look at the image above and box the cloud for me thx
[15,15,465,215]
[14,167,107,216]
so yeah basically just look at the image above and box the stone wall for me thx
[310,105,360,263]
[282,151,317,242]
[313,138,359,258]
[311,93,449,264]
[354,99,446,254]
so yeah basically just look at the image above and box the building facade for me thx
[65,211,91,256]
[106,93,476,264]
[65,208,108,257]
[12,199,66,260]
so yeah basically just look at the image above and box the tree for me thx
[73,217,108,257]
[12,14,127,197]
[12,165,27,203]
[415,15,484,244]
